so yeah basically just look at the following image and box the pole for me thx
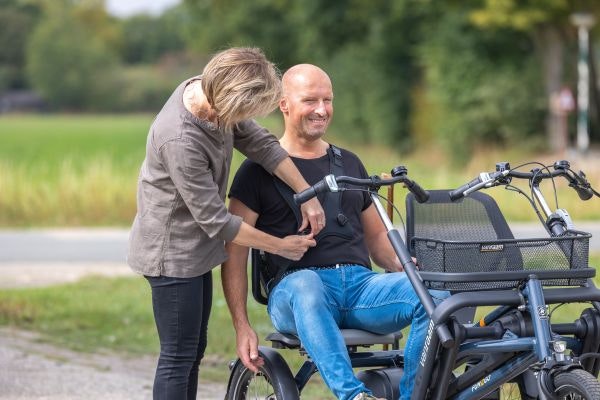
[571,13,596,153]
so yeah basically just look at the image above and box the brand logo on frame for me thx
[419,320,435,367]
[471,375,491,392]
[480,244,504,252]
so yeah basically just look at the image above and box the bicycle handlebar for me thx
[293,171,430,205]
[449,161,598,201]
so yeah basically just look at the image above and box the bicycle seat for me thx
[266,329,403,350]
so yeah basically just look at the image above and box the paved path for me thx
[0,224,598,269]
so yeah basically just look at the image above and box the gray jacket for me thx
[127,78,287,277]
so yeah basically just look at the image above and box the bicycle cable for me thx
[341,188,407,237]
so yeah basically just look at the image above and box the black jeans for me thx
[146,271,212,400]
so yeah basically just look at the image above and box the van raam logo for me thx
[471,375,491,392]
[480,244,504,252]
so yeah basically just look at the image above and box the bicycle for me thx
[225,160,600,400]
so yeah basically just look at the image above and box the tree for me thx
[119,6,187,64]
[419,6,545,157]
[26,4,118,109]
[470,0,600,151]
[0,0,41,90]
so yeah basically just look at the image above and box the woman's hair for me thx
[201,47,281,131]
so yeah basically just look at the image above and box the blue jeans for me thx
[146,272,212,400]
[268,266,446,400]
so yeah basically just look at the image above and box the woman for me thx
[127,47,323,399]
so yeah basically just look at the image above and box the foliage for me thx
[470,0,600,31]
[419,7,546,157]
[119,7,187,64]
[25,5,119,110]
[2,0,600,156]
[0,0,41,90]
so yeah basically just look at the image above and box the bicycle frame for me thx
[364,172,600,400]
[226,161,600,400]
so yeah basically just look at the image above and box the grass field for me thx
[0,255,599,388]
[1,114,600,227]
[0,265,599,397]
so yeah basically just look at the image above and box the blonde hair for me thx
[201,47,281,131]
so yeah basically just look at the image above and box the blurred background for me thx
[1,0,600,397]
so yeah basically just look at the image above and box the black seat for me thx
[250,248,402,349]
[405,190,522,322]
[405,190,517,251]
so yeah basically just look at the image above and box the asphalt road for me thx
[0,224,599,265]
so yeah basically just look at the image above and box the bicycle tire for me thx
[226,347,300,400]
[553,369,600,400]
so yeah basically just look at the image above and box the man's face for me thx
[281,73,333,141]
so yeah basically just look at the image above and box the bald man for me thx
[222,64,438,400]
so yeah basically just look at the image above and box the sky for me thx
[105,0,182,18]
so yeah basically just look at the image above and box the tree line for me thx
[2,0,599,155]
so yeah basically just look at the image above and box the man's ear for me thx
[279,98,288,114]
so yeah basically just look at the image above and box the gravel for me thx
[0,263,227,399]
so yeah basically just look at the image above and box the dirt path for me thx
[0,263,227,399]
[0,327,227,399]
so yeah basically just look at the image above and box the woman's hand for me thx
[298,198,326,236]
[275,233,316,260]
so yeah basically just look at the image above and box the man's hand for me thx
[236,325,264,373]
[298,197,325,236]
[275,233,316,260]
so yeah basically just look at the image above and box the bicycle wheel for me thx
[226,348,300,400]
[553,369,600,400]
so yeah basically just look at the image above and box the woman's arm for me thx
[272,157,325,235]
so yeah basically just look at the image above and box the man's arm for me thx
[361,204,403,272]
[222,198,264,372]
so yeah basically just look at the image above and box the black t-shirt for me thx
[229,147,372,268]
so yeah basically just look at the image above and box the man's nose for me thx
[314,101,327,115]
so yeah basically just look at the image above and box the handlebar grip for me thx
[574,185,594,201]
[449,177,481,201]
[405,180,430,203]
[293,180,328,205]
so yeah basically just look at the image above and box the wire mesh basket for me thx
[413,230,593,291]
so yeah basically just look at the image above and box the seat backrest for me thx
[405,190,517,256]
[251,248,269,305]
[406,190,520,323]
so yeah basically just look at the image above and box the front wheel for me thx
[553,369,600,400]
[226,347,300,400]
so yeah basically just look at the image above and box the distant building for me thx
[0,90,47,113]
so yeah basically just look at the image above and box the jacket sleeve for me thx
[233,119,288,174]
[159,138,242,241]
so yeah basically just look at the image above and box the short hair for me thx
[201,47,281,131]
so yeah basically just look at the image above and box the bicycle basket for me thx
[413,231,592,291]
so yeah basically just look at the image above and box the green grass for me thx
[2,113,600,227]
[0,255,599,390]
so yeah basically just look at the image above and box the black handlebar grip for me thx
[448,177,481,201]
[574,185,594,201]
[405,180,430,203]
[293,180,328,205]
[293,187,317,205]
